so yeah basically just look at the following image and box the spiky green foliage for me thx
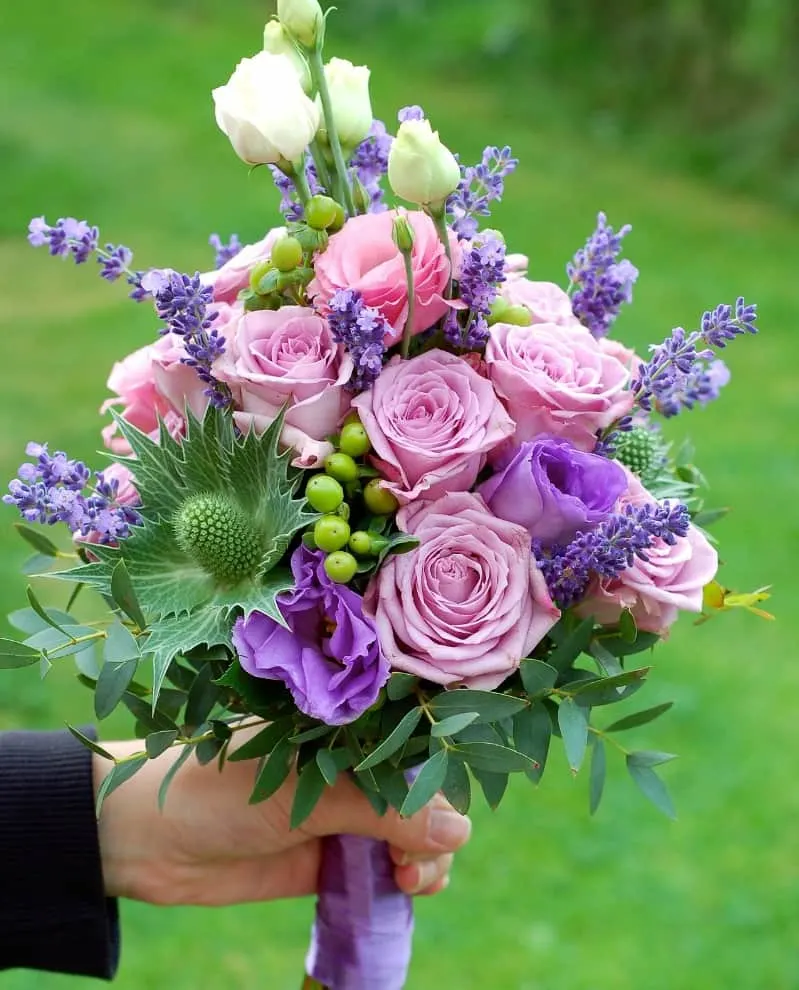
[50,407,317,701]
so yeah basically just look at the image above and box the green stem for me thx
[588,724,629,758]
[112,718,267,766]
[429,208,454,299]
[307,47,356,217]
[288,159,313,207]
[301,977,327,990]
[399,246,416,359]
[309,139,333,196]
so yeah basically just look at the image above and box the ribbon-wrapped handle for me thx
[304,834,414,989]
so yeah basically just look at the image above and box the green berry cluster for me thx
[303,415,399,583]
[613,427,662,480]
[173,493,262,584]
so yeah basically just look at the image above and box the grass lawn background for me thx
[0,2,797,987]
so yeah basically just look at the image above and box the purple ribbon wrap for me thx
[305,834,414,989]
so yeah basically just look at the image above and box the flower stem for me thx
[308,139,333,197]
[284,159,312,207]
[399,247,416,360]
[429,208,454,299]
[307,48,356,218]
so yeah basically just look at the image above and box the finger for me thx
[394,853,453,895]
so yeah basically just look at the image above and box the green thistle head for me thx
[614,427,662,480]
[173,493,263,585]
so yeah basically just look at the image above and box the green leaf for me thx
[606,702,674,733]
[121,693,179,734]
[519,658,558,697]
[103,621,141,663]
[316,748,340,786]
[158,745,194,810]
[14,522,59,556]
[95,658,139,720]
[558,699,590,772]
[400,750,449,817]
[370,763,410,813]
[22,553,57,576]
[66,725,115,761]
[25,585,70,636]
[589,738,606,815]
[291,760,327,828]
[146,606,232,707]
[111,559,148,631]
[618,609,638,643]
[249,735,294,804]
[290,724,334,744]
[470,765,509,809]
[196,735,225,765]
[356,707,423,771]
[145,729,179,759]
[691,506,729,528]
[8,607,75,636]
[73,645,100,679]
[185,662,222,728]
[595,632,660,658]
[22,625,97,660]
[228,719,294,762]
[456,741,538,774]
[547,616,595,672]
[588,640,623,677]
[95,756,149,814]
[431,711,480,738]
[429,690,527,724]
[626,759,677,820]
[627,750,679,768]
[442,758,471,814]
[0,637,40,669]
[572,667,651,696]
[374,532,421,569]
[513,704,551,783]
[386,672,417,701]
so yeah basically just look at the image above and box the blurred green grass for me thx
[1,2,797,988]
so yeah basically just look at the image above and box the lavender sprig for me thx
[534,501,691,608]
[447,146,518,241]
[270,161,322,221]
[631,298,757,417]
[445,231,506,350]
[209,233,242,270]
[567,212,638,338]
[327,289,388,391]
[4,444,141,544]
[27,216,150,302]
[151,271,232,409]
[350,120,393,213]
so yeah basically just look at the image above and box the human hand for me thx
[94,739,471,907]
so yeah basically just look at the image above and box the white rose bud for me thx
[388,118,461,212]
[263,19,312,93]
[212,52,321,166]
[277,0,324,48]
[316,58,373,149]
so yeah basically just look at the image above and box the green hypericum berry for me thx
[324,550,359,584]
[305,474,345,513]
[614,427,660,478]
[173,493,262,584]
[271,236,304,273]
[363,479,399,515]
[306,195,340,231]
[329,203,346,232]
[348,530,373,556]
[339,422,372,458]
[324,452,359,484]
[249,259,275,294]
[314,515,351,552]
[502,304,533,326]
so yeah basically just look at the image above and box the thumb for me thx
[307,775,471,857]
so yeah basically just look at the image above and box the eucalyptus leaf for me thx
[442,757,471,814]
[196,736,225,766]
[691,506,729,528]
[400,750,449,818]
[8,608,75,637]
[605,702,674,733]
[470,765,509,809]
[618,609,638,643]
[103,621,141,663]
[595,632,660,658]
[627,750,678,768]
[513,704,551,783]
[626,759,677,820]
[249,735,294,804]
[519,658,558,697]
[95,756,148,814]
[21,553,57,576]
[145,729,179,759]
[456,741,537,774]
[0,638,40,669]
[431,711,480,738]
[185,662,222,728]
[589,738,606,815]
[291,760,327,828]
[110,559,147,631]
[315,748,340,786]
[95,658,139,720]
[290,724,334,744]
[386,672,417,701]
[588,640,623,677]
[228,719,294,762]
[370,763,409,812]
[356,707,423,771]
[73,645,100,679]
[122,693,179,734]
[429,690,527,724]
[557,699,590,773]
[14,522,59,556]
[26,585,70,636]
[158,745,194,810]
[67,725,115,761]
[572,667,651,698]
[547,616,595,672]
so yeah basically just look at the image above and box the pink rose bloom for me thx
[504,253,529,275]
[100,462,139,506]
[352,349,514,503]
[485,321,634,451]
[598,335,640,373]
[308,211,458,345]
[501,278,581,328]
[576,473,718,634]
[101,341,179,454]
[216,306,353,467]
[365,492,559,690]
[209,227,287,304]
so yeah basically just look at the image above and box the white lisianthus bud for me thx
[315,58,373,149]
[212,52,321,166]
[388,118,461,212]
[277,0,324,48]
[263,19,312,93]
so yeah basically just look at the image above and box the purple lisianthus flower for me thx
[478,437,628,545]
[232,546,390,725]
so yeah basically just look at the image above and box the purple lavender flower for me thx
[534,500,691,608]
[398,106,425,123]
[209,233,242,270]
[232,546,390,725]
[99,245,134,282]
[327,289,388,390]
[567,212,638,338]
[269,161,322,221]
[447,146,518,241]
[700,297,758,348]
[350,120,393,213]
[152,271,231,409]
[445,231,506,349]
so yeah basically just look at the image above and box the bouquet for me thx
[1,1,771,987]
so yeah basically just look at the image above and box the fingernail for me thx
[410,860,440,893]
[428,809,471,849]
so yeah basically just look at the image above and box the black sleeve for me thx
[0,728,120,980]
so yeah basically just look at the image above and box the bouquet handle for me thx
[304,834,414,990]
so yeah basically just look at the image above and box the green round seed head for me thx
[339,422,372,458]
[324,452,359,484]
[173,493,262,584]
[324,551,359,584]
[271,236,304,273]
[348,530,373,556]
[305,473,345,513]
[614,427,661,478]
[305,195,340,231]
[363,479,399,515]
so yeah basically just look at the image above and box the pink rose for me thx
[352,349,514,503]
[576,473,718,634]
[209,227,287,304]
[501,277,581,328]
[485,322,634,451]
[365,492,559,690]
[308,211,458,345]
[216,306,353,467]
